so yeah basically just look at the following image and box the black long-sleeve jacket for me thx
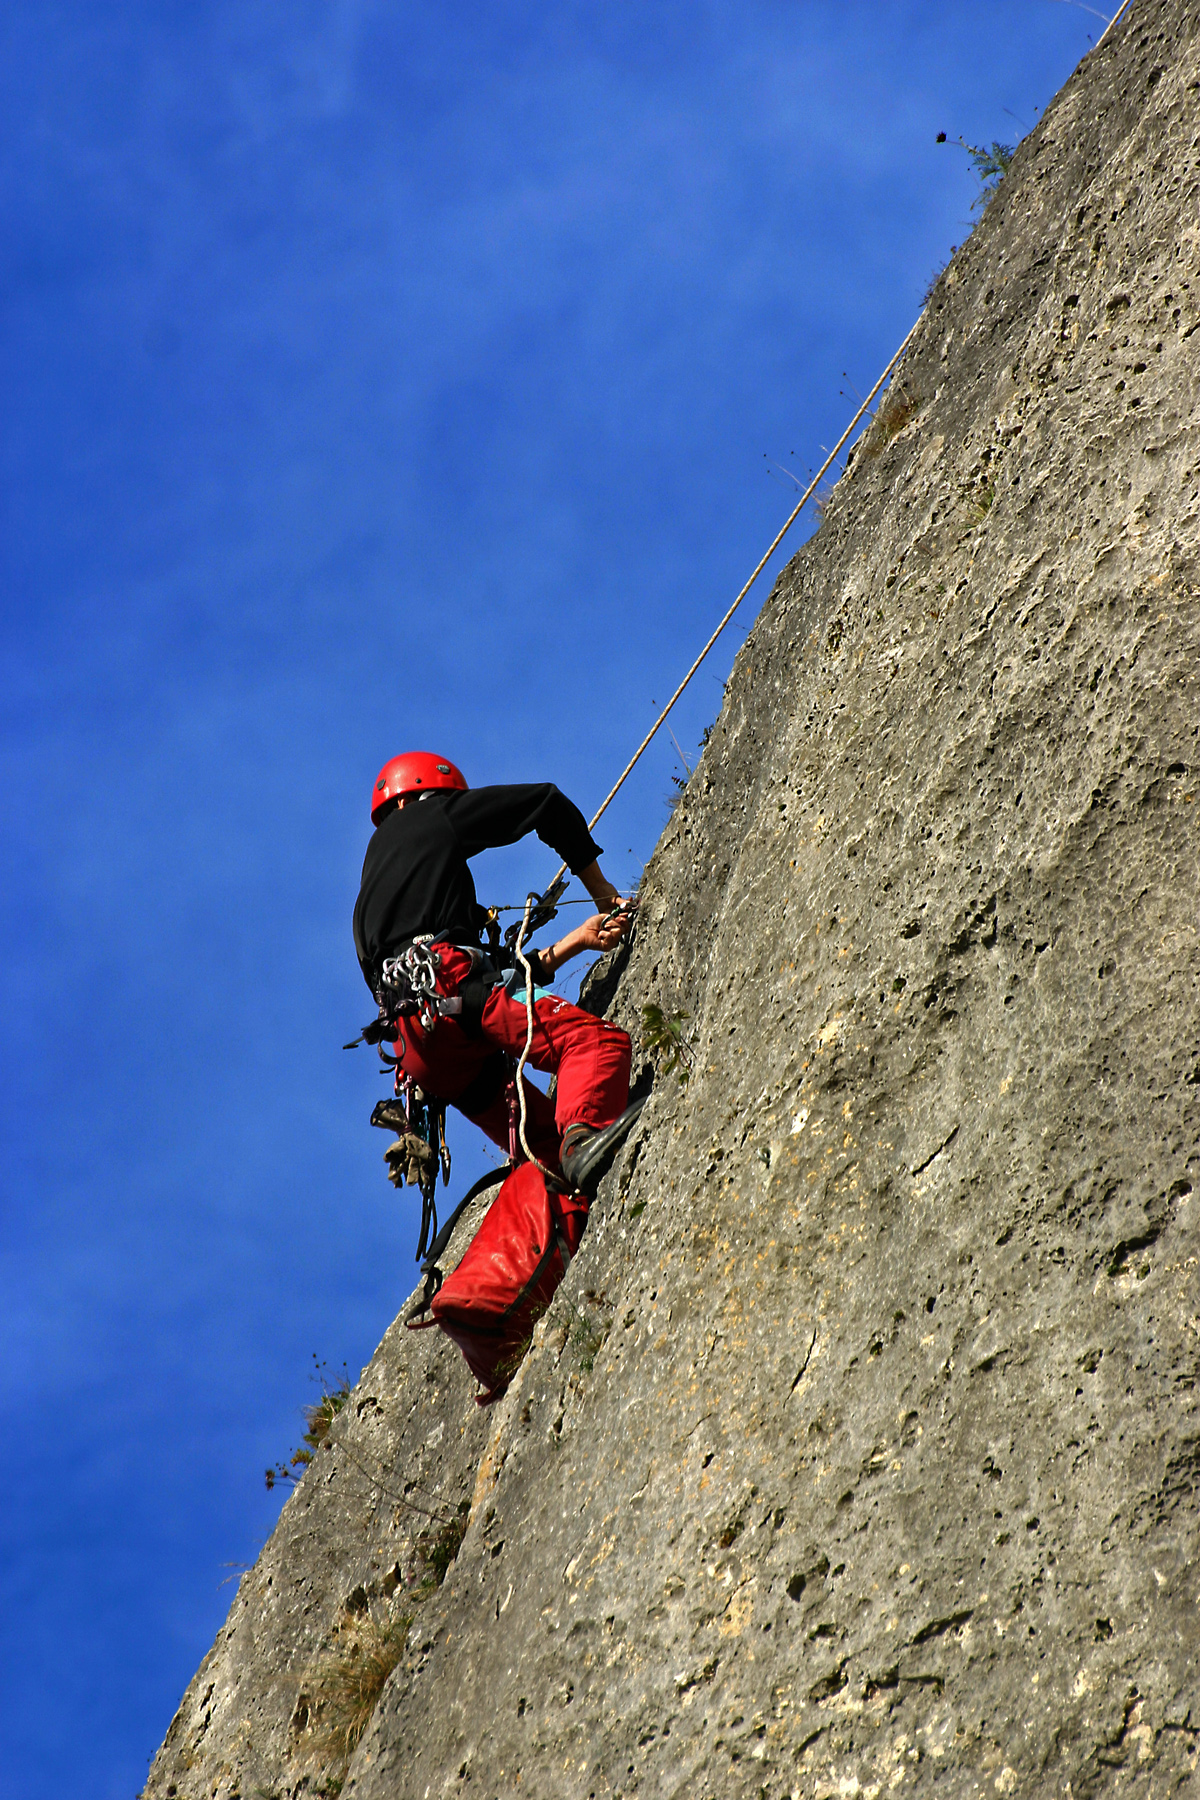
[353,783,601,993]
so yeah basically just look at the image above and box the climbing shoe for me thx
[558,1098,648,1198]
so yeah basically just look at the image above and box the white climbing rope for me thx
[558,1,1141,858]
[530,0,1137,910]
[512,894,558,1184]
[541,312,924,896]
[1098,0,1135,45]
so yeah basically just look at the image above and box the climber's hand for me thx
[578,905,634,953]
[540,902,636,973]
[602,896,637,930]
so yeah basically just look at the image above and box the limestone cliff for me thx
[147,5,1200,1795]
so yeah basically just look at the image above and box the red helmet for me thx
[370,751,467,823]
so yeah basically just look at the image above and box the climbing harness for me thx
[380,939,461,1032]
[344,934,507,1050]
[358,926,548,1255]
[342,939,463,1049]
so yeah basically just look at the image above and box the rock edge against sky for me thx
[148,4,1200,1794]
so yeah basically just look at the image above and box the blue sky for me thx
[1,3,1111,1792]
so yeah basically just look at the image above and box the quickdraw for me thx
[341,938,478,1050]
[380,939,458,1032]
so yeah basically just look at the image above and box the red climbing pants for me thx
[392,949,631,1171]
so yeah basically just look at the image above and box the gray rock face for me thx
[146,4,1200,1796]
[144,1190,497,1800]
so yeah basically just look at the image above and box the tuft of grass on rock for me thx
[558,1297,610,1374]
[922,250,957,307]
[936,131,1016,210]
[302,1612,411,1769]
[859,383,920,459]
[266,1357,352,1491]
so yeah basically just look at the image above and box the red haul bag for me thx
[429,1162,588,1403]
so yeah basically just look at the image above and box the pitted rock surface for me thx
[147,5,1200,1796]
[144,1188,498,1800]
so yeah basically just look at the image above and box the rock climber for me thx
[353,751,641,1196]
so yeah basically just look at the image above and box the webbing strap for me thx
[404,1164,510,1325]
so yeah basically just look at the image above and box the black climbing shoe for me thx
[558,1098,648,1198]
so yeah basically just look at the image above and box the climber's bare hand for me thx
[541,901,636,972]
[572,913,617,953]
[598,906,634,948]
[562,905,634,957]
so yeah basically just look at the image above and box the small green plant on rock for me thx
[266,1357,352,1490]
[959,473,997,521]
[936,132,1015,209]
[558,1296,610,1373]
[413,1502,470,1589]
[642,1003,693,1085]
[922,251,955,307]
